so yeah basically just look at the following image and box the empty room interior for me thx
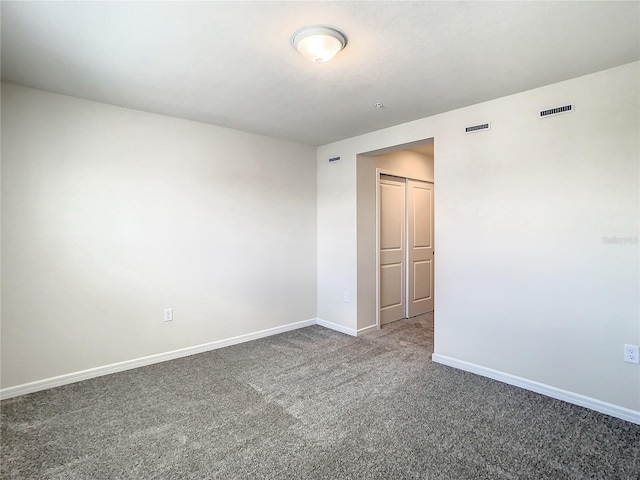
[1,2,639,479]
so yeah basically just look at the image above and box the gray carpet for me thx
[2,314,639,479]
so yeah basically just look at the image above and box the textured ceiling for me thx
[2,1,638,146]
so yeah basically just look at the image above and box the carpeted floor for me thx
[2,313,639,479]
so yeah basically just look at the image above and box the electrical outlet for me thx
[164,308,173,322]
[624,344,639,364]
[343,291,350,303]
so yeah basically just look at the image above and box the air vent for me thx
[328,156,341,163]
[539,103,573,118]
[465,123,490,134]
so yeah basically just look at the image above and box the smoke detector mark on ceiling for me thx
[539,103,574,118]
[465,123,491,133]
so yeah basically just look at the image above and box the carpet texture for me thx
[2,314,639,479]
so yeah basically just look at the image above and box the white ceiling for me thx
[2,1,638,146]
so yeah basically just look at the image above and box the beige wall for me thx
[356,150,434,330]
[317,62,639,412]
[1,83,317,389]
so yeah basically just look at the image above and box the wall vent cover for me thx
[465,123,490,133]
[328,156,341,163]
[539,103,574,118]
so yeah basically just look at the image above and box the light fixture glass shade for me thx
[291,26,347,63]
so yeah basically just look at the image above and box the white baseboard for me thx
[8,325,635,426]
[0,318,317,401]
[316,318,357,337]
[357,324,378,335]
[432,353,640,425]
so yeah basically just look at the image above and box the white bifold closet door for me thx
[379,175,433,325]
[379,176,407,325]
[406,179,434,317]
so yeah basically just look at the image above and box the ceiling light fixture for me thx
[291,25,347,63]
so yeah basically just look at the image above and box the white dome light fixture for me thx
[291,26,347,63]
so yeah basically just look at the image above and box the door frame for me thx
[375,168,434,329]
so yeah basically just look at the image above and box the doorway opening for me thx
[356,138,435,332]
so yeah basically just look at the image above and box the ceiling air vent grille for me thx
[539,103,573,118]
[465,123,490,134]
